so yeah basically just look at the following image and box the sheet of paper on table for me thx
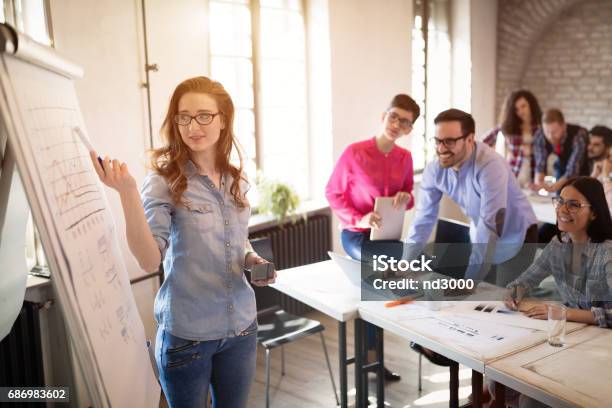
[444,301,584,332]
[413,313,546,361]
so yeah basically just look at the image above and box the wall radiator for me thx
[250,213,332,315]
[0,302,44,391]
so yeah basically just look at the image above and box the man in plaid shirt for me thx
[533,109,589,192]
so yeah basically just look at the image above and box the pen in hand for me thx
[507,285,523,310]
[74,126,104,171]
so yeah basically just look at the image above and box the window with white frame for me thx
[209,0,309,205]
[1,0,52,46]
[1,0,52,274]
[411,0,451,172]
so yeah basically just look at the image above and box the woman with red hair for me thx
[90,77,273,407]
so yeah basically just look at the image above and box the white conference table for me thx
[486,326,612,408]
[271,260,362,408]
[272,259,598,408]
[358,300,585,408]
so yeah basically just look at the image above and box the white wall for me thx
[470,0,497,137]
[328,0,413,252]
[451,0,471,111]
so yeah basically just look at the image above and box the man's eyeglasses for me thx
[552,197,592,213]
[386,111,413,129]
[430,133,470,149]
[174,112,221,126]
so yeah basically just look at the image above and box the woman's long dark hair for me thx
[500,89,542,136]
[558,177,612,243]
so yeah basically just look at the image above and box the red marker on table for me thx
[385,297,415,308]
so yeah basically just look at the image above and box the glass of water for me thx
[547,303,566,347]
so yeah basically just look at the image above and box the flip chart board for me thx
[0,24,159,407]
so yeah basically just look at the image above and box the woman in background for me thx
[90,77,274,407]
[325,93,419,380]
[483,89,543,188]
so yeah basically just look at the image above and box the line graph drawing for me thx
[39,127,105,231]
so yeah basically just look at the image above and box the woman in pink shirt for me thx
[325,94,419,381]
[326,94,418,260]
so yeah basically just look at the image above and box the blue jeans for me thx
[341,229,369,261]
[155,321,257,408]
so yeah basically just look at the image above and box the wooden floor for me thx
[249,309,473,408]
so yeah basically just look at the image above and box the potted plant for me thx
[256,177,302,225]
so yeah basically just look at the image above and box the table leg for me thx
[375,326,384,408]
[449,363,459,408]
[471,370,483,408]
[338,321,347,408]
[494,381,505,408]
[354,318,367,407]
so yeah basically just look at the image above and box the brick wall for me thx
[521,0,612,128]
[496,0,612,129]
[496,0,580,113]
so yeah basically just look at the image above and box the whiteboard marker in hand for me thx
[73,126,104,172]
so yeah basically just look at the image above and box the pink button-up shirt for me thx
[325,137,414,232]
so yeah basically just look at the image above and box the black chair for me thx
[248,237,339,408]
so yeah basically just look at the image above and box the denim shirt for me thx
[141,161,256,340]
[509,236,612,328]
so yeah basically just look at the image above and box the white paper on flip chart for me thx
[3,54,159,407]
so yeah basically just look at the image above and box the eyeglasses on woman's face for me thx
[174,112,220,126]
[386,111,413,129]
[552,196,592,213]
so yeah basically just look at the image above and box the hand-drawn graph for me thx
[23,87,139,345]
[31,106,105,234]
